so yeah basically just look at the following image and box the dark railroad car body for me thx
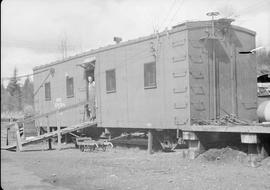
[33,20,257,132]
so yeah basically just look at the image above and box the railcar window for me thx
[66,76,74,98]
[144,62,156,89]
[44,82,51,101]
[106,69,116,93]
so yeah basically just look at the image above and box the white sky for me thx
[1,0,270,79]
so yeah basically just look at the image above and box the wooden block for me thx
[241,133,258,144]
[183,132,198,140]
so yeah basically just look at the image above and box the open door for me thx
[82,58,96,120]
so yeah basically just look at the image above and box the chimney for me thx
[113,37,122,44]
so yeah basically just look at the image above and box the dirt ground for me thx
[1,143,270,190]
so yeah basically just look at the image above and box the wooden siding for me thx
[188,22,257,124]
[34,55,97,127]
[33,20,256,130]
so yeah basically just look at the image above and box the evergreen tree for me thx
[1,83,8,112]
[22,77,34,107]
[6,67,22,111]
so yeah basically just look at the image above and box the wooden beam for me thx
[69,132,80,138]
[182,125,270,134]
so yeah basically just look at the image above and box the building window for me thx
[66,76,74,98]
[106,69,116,93]
[44,82,51,101]
[144,62,156,88]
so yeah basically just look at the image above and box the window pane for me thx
[45,82,51,101]
[144,62,156,88]
[66,77,74,97]
[106,69,116,92]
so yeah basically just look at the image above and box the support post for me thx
[57,112,61,151]
[15,123,23,152]
[148,130,153,154]
[46,116,52,150]
[65,134,68,144]
[22,123,25,140]
[241,133,259,167]
[183,131,204,159]
[6,128,9,146]
[37,120,40,136]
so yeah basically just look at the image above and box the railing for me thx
[3,100,89,152]
[6,100,88,127]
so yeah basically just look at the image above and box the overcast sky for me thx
[1,0,270,80]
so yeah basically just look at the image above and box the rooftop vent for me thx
[113,37,122,44]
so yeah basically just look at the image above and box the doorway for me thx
[84,62,95,120]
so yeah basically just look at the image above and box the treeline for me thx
[1,68,34,113]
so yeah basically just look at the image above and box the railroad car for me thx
[33,19,257,143]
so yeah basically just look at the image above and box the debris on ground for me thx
[192,114,251,126]
[198,147,247,163]
[2,145,270,190]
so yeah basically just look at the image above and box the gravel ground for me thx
[1,144,270,190]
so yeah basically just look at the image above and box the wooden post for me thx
[148,130,153,154]
[6,128,9,146]
[46,116,52,150]
[22,123,25,140]
[37,120,40,136]
[15,123,23,152]
[57,112,61,151]
[65,134,68,144]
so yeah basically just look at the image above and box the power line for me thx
[167,0,185,27]
[1,68,50,81]
[236,0,269,16]
[33,72,52,97]
[158,0,179,30]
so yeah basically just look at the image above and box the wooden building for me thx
[33,19,257,135]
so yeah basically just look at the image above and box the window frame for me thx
[144,62,157,89]
[106,69,116,93]
[44,82,51,101]
[66,76,74,98]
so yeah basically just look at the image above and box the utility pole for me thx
[60,38,68,60]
